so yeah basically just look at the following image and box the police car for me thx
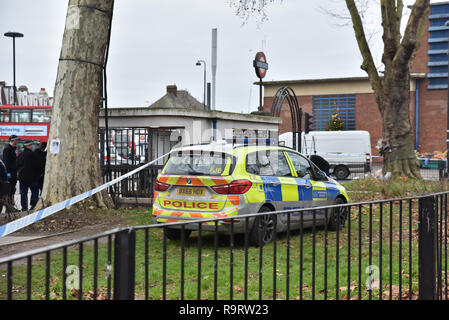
[152,139,349,245]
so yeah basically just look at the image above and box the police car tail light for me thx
[155,180,170,192]
[211,179,252,194]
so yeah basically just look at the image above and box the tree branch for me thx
[345,0,383,97]
[394,0,430,66]
[381,0,401,65]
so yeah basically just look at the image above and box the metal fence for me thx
[0,192,447,300]
[328,159,445,181]
[102,164,162,206]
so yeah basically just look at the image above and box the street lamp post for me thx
[4,31,24,105]
[196,60,206,109]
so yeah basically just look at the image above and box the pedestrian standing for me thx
[17,140,40,212]
[0,159,10,213]
[34,141,47,195]
[2,135,20,211]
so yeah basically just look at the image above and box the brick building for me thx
[261,2,449,156]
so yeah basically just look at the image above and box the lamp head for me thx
[4,31,24,38]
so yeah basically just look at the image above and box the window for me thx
[0,110,10,122]
[11,110,31,123]
[32,110,50,123]
[312,94,356,130]
[164,152,235,176]
[286,152,312,179]
[246,150,292,177]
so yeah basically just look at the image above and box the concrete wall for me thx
[99,107,280,150]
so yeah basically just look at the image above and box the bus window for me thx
[32,110,50,123]
[0,110,10,122]
[11,110,31,123]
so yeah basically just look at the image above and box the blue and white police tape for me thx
[0,153,170,238]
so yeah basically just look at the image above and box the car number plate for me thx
[177,187,205,197]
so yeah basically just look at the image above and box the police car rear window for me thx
[246,150,292,177]
[163,151,235,176]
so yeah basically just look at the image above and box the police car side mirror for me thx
[315,170,327,181]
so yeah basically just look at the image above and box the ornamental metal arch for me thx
[270,86,302,152]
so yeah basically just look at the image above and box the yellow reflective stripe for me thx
[245,175,266,203]
[284,152,298,178]
[311,180,327,201]
[311,180,326,190]
[222,156,232,176]
[278,177,299,202]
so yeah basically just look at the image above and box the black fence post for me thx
[113,228,136,300]
[418,196,437,300]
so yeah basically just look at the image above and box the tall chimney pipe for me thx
[211,28,217,111]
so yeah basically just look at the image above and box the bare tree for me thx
[39,0,114,209]
[230,0,429,178]
[345,0,429,178]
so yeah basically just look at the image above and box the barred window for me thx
[312,94,356,131]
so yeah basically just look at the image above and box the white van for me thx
[279,130,372,180]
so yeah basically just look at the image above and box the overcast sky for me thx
[0,0,438,114]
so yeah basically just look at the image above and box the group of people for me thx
[0,135,47,212]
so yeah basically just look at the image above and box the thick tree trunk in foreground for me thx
[381,67,420,177]
[40,0,114,209]
[345,0,429,178]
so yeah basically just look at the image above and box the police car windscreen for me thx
[164,151,234,176]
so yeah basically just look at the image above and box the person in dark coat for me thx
[0,159,9,213]
[309,154,331,176]
[2,135,20,210]
[0,159,7,182]
[17,140,41,211]
[34,141,47,195]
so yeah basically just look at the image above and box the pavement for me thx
[0,189,41,247]
[0,235,48,246]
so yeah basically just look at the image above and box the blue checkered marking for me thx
[261,176,283,202]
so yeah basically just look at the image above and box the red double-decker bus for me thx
[0,105,52,152]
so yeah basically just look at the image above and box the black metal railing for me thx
[0,192,447,300]
[100,164,162,206]
[328,159,444,181]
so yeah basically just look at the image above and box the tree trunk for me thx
[39,0,114,209]
[381,68,421,178]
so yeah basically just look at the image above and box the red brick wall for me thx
[411,19,430,74]
[354,93,382,155]
[417,79,447,153]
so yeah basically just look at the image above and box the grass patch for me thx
[0,200,422,300]
[345,177,449,201]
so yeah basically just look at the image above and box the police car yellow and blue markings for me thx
[152,145,348,224]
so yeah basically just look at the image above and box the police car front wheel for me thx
[327,197,348,231]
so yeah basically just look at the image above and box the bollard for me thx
[113,228,136,300]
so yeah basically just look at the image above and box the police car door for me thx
[285,151,328,224]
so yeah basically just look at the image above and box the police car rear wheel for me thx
[165,228,192,241]
[327,198,348,231]
[250,206,275,246]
